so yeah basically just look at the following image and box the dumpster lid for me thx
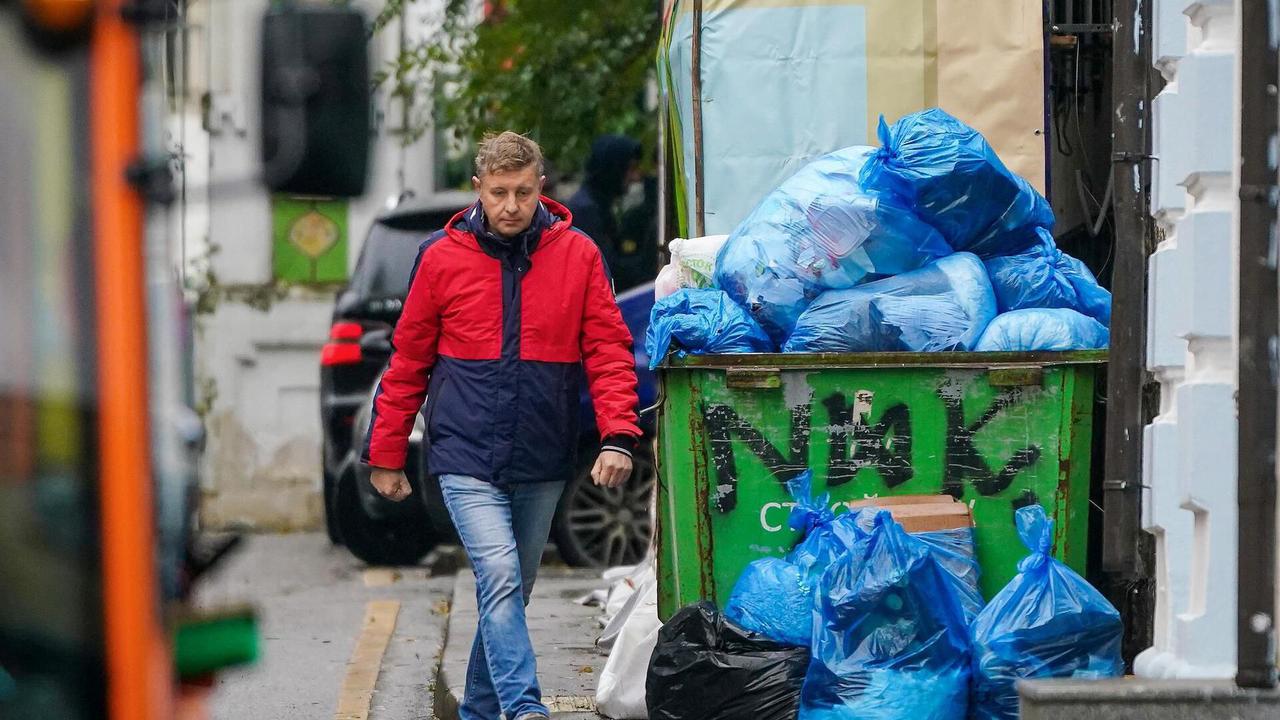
[662,349,1108,370]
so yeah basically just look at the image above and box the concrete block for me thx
[1170,381,1236,676]
[1151,52,1235,216]
[1138,382,1238,679]
[1140,0,1241,688]
[1020,678,1280,720]
[1142,418,1180,655]
[1186,1,1237,53]
[1179,210,1234,340]
[1153,0,1188,72]
[1147,244,1189,371]
[1151,89,1186,217]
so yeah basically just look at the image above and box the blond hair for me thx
[474,131,545,177]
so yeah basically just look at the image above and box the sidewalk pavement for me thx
[434,568,608,720]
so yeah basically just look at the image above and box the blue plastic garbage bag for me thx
[785,472,866,584]
[970,506,1123,720]
[842,506,985,624]
[724,558,811,647]
[975,309,1110,352]
[726,472,858,646]
[783,253,997,353]
[861,109,1053,258]
[984,228,1112,324]
[715,145,952,343]
[645,288,773,369]
[916,527,984,624]
[801,511,972,720]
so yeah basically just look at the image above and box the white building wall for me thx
[1136,0,1239,679]
[192,0,443,530]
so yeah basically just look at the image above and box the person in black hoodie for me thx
[566,135,642,283]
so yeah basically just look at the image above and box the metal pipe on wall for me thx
[1235,0,1279,691]
[690,0,705,238]
[657,9,668,248]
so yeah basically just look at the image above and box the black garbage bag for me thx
[647,601,810,720]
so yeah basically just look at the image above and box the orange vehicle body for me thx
[89,1,173,718]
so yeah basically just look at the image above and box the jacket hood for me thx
[583,135,642,199]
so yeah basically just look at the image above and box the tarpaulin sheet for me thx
[660,0,1046,237]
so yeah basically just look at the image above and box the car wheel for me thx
[334,466,434,566]
[552,449,655,568]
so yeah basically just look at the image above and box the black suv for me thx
[319,194,658,567]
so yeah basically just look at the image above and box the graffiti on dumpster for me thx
[701,380,1043,513]
[939,386,1041,497]
[823,390,913,490]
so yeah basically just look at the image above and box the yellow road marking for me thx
[334,600,401,720]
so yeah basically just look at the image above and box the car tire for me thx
[552,448,655,568]
[334,466,435,566]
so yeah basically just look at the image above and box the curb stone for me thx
[434,568,608,720]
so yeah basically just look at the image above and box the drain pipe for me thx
[1235,0,1279,690]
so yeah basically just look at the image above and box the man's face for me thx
[472,165,545,238]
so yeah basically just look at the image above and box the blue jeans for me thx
[439,474,566,720]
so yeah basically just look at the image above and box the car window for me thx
[350,224,432,299]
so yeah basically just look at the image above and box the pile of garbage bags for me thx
[803,510,973,720]
[783,253,997,353]
[713,145,952,342]
[642,480,1123,720]
[651,108,1111,359]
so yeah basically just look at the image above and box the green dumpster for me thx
[655,350,1105,620]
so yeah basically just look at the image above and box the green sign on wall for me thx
[272,197,348,283]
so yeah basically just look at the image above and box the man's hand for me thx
[370,467,412,502]
[592,451,633,489]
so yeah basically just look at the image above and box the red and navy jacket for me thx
[361,197,641,484]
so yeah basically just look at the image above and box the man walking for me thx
[361,131,640,720]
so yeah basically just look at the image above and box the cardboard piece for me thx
[846,494,974,533]
[848,494,957,508]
